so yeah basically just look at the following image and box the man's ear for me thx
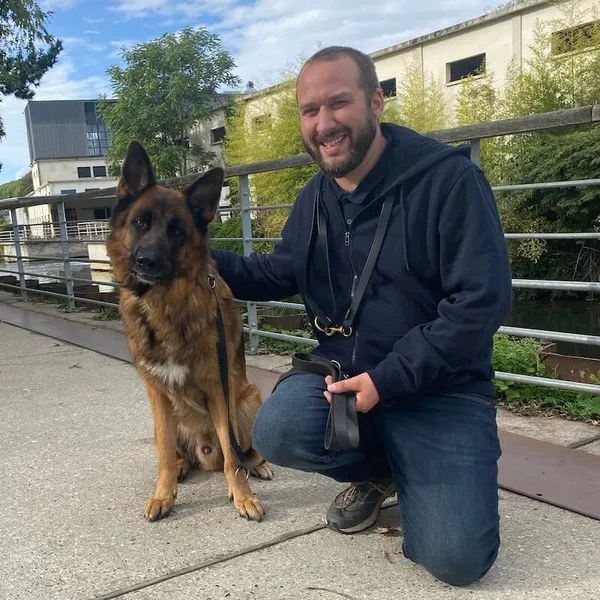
[186,167,224,227]
[117,140,156,199]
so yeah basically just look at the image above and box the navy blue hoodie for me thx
[212,122,513,403]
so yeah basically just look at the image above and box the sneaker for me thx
[326,480,395,534]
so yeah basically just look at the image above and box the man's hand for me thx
[324,373,380,413]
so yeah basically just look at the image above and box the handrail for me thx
[1,104,599,211]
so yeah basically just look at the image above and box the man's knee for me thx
[404,532,500,586]
[251,374,329,469]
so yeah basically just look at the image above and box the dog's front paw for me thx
[252,461,274,481]
[232,493,266,522]
[144,495,175,521]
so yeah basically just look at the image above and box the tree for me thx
[383,56,448,133]
[0,0,63,172]
[98,27,240,179]
[223,59,318,242]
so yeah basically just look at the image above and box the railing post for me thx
[239,174,259,353]
[470,138,481,166]
[57,201,76,311]
[9,208,27,299]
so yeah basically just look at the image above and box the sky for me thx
[0,0,497,184]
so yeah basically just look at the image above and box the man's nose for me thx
[316,108,337,135]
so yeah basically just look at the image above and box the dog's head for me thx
[106,140,224,292]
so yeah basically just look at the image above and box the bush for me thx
[492,334,600,421]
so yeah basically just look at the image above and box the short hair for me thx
[299,45,380,98]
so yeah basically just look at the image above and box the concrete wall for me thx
[0,241,89,262]
[193,0,599,149]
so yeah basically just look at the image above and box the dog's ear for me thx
[186,167,224,228]
[117,140,156,200]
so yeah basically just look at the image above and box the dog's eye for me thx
[133,216,149,230]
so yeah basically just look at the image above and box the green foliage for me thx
[208,216,244,254]
[492,334,600,420]
[0,170,32,199]
[223,63,318,238]
[98,27,240,179]
[383,56,448,132]
[0,0,62,173]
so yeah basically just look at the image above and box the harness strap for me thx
[308,188,397,336]
[209,274,264,482]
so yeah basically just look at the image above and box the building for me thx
[22,99,118,235]
[192,0,599,156]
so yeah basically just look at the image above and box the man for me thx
[211,46,512,586]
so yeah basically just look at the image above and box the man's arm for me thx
[364,164,513,403]
[211,199,300,302]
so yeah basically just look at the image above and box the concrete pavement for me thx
[1,314,599,599]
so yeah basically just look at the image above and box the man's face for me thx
[296,56,383,178]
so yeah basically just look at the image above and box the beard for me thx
[302,110,378,178]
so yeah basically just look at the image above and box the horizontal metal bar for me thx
[72,296,119,310]
[504,233,600,239]
[247,238,280,243]
[1,104,600,211]
[0,253,113,265]
[495,370,600,395]
[256,301,306,311]
[211,238,244,242]
[245,327,318,346]
[492,179,600,192]
[247,204,294,212]
[498,325,600,346]
[0,268,121,289]
[512,279,600,292]
[0,285,70,303]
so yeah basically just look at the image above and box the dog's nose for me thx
[136,251,161,272]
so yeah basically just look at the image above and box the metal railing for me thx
[0,220,110,242]
[1,104,600,396]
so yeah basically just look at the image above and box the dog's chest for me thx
[138,358,189,388]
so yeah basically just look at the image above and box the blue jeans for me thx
[252,373,501,587]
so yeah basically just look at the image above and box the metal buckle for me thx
[235,465,250,483]
[314,316,352,337]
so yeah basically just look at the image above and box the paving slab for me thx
[0,323,342,600]
[496,408,599,446]
[581,440,600,455]
[112,490,600,600]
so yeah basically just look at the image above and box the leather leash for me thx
[209,274,264,483]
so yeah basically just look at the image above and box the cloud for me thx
[40,0,80,9]
[109,0,493,86]
[0,53,111,183]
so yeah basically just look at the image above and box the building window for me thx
[380,78,396,97]
[60,189,77,195]
[85,188,100,192]
[78,166,91,178]
[551,20,600,55]
[93,165,107,177]
[210,126,225,144]
[447,53,486,83]
[93,207,112,220]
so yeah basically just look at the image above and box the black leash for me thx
[209,274,263,482]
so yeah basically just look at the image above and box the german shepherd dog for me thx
[105,140,273,522]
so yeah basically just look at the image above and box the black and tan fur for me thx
[105,140,272,522]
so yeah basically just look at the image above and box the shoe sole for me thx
[326,494,389,534]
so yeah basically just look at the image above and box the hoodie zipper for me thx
[345,220,360,374]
